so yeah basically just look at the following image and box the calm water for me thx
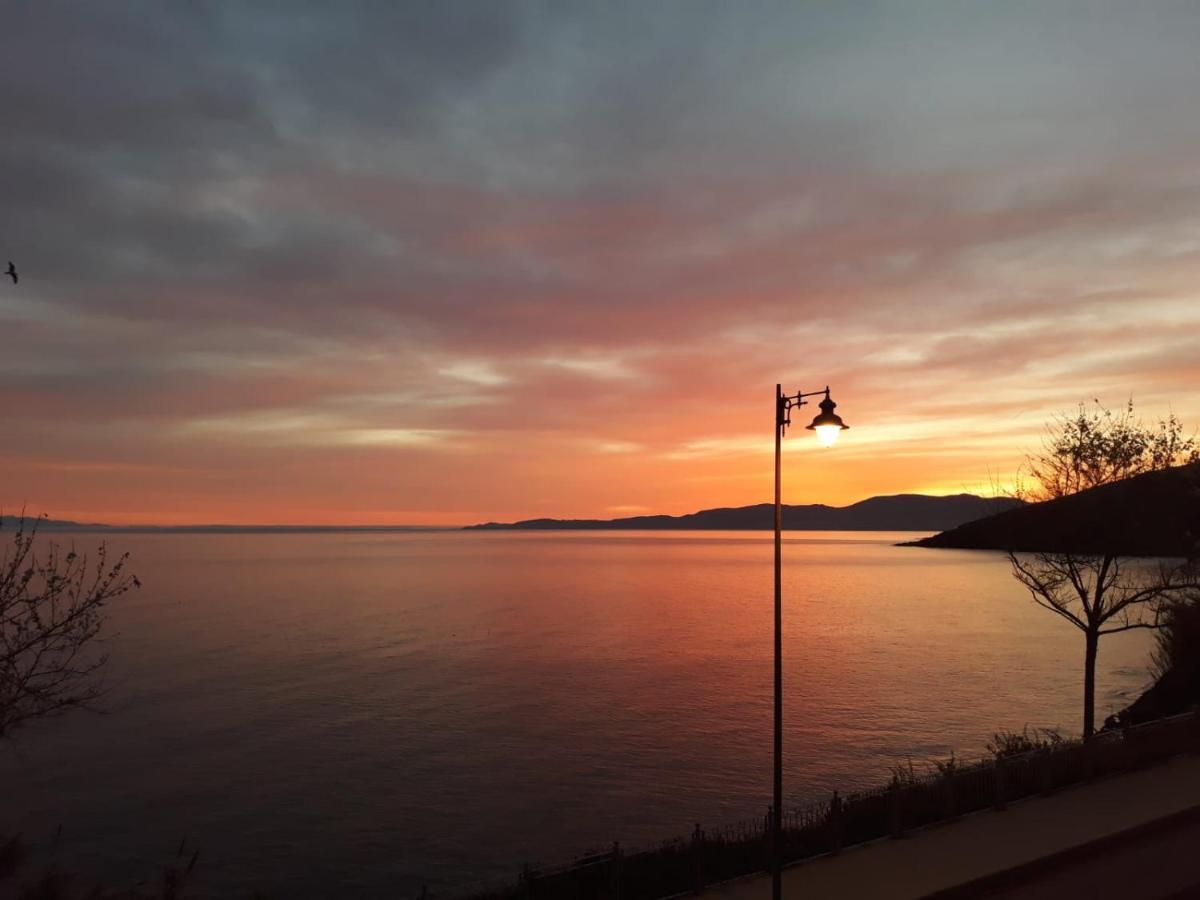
[0,531,1155,897]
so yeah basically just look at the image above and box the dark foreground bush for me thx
[0,834,203,900]
[459,712,1200,900]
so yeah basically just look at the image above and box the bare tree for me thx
[1,517,139,740]
[1009,400,1199,737]
[1016,401,1197,503]
[1011,553,1198,736]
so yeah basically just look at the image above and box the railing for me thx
[444,710,1200,900]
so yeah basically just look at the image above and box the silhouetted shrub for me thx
[1153,595,1200,684]
[987,726,1065,758]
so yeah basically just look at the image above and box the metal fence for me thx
[445,710,1200,900]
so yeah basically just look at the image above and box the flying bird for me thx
[5,262,16,284]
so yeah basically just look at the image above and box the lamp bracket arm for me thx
[778,385,832,431]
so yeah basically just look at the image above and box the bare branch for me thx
[1098,622,1165,636]
[1,515,138,740]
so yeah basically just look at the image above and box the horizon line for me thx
[3,490,1005,532]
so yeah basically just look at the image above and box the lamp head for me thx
[805,388,848,447]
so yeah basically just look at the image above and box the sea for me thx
[0,530,1157,897]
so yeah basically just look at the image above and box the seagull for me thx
[5,262,16,284]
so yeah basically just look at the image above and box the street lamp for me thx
[771,384,847,900]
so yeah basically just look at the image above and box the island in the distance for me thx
[465,493,1020,532]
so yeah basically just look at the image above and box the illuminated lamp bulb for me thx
[805,389,848,447]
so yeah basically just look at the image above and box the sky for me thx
[2,2,1200,526]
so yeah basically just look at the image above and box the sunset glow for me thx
[3,5,1200,525]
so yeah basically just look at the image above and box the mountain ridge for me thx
[466,493,1020,531]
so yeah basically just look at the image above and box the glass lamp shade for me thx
[805,391,848,446]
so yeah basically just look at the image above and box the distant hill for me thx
[906,463,1200,556]
[0,516,110,531]
[466,493,1020,532]
[0,518,444,533]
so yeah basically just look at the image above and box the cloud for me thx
[539,356,636,380]
[438,361,510,386]
[180,409,460,449]
[4,3,1200,522]
[590,441,644,454]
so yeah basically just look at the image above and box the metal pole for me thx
[772,384,783,900]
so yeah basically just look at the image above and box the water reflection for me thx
[1,531,1154,896]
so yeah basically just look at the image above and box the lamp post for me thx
[771,384,848,900]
